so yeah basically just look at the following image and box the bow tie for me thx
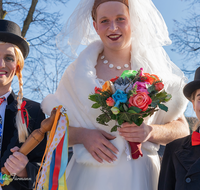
[191,131,200,146]
[0,97,6,106]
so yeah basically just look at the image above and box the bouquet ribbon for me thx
[128,142,143,159]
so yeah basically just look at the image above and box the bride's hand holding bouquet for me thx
[89,68,172,159]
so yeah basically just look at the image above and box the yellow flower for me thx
[111,107,120,115]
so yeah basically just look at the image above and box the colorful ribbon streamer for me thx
[36,106,69,190]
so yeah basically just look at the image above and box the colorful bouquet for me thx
[89,68,172,159]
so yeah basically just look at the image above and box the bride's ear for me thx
[93,21,98,33]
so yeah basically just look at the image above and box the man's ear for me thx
[192,100,195,111]
[93,21,98,33]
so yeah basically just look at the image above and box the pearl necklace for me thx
[101,55,130,70]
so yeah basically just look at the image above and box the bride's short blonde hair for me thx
[92,0,129,21]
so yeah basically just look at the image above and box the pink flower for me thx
[139,68,143,76]
[106,97,115,107]
[133,81,150,94]
[155,82,164,91]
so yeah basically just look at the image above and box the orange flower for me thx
[128,92,152,111]
[110,76,119,83]
[141,73,160,85]
[102,81,112,92]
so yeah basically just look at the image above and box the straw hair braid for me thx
[15,46,28,142]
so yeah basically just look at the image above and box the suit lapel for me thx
[1,92,20,167]
[175,131,200,177]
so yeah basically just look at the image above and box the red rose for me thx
[94,87,102,94]
[106,97,115,107]
[128,92,152,111]
[155,82,164,91]
[110,76,119,83]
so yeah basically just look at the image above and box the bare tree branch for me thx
[21,0,38,37]
[1,0,70,100]
[171,0,200,76]
[0,0,7,19]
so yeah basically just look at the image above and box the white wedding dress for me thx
[41,40,188,190]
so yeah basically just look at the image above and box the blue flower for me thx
[112,89,128,108]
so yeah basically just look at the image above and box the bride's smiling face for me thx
[93,1,131,51]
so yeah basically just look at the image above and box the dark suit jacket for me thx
[1,92,46,190]
[158,131,200,190]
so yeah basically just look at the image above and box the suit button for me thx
[186,178,191,183]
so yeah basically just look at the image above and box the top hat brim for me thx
[183,80,200,101]
[0,32,29,59]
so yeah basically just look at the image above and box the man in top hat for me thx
[0,19,46,190]
[158,66,200,190]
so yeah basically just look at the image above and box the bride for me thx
[41,0,189,189]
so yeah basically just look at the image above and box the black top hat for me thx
[0,19,29,59]
[183,67,200,101]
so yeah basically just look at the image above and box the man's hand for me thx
[4,147,28,178]
[81,129,119,163]
[118,122,152,143]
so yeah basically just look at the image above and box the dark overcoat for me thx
[158,131,200,190]
[1,92,46,190]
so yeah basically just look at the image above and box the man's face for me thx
[192,89,200,121]
[0,43,17,89]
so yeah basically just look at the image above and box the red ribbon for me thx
[128,141,143,159]
[191,131,200,146]
[18,101,29,128]
[51,134,65,190]
[0,97,6,106]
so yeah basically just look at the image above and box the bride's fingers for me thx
[100,131,119,154]
[95,148,113,163]
[91,151,103,163]
[103,140,119,155]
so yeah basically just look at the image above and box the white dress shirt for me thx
[0,90,12,134]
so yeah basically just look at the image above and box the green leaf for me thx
[117,119,124,125]
[151,100,159,108]
[134,118,144,126]
[111,114,117,120]
[96,113,111,125]
[111,125,121,132]
[128,110,137,114]
[123,104,129,112]
[128,106,142,113]
[129,85,137,96]
[164,94,172,102]
[118,112,130,122]
[158,104,168,112]
[92,103,101,108]
[89,94,98,102]
[119,104,124,112]
[148,85,155,94]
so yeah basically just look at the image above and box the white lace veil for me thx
[56,0,187,85]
